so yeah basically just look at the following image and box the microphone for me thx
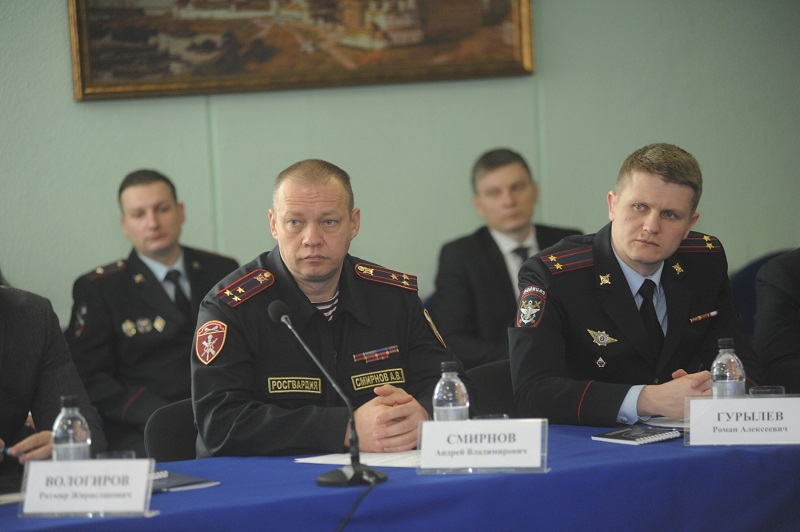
[268,300,388,487]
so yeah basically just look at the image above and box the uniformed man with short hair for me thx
[191,159,466,457]
[510,143,763,426]
[65,170,238,456]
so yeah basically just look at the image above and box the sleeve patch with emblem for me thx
[216,269,274,307]
[195,320,227,365]
[355,262,417,291]
[516,285,546,328]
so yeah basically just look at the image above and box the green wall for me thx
[1,0,798,325]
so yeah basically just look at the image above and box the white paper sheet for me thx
[294,450,420,468]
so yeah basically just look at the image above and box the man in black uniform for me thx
[432,148,581,369]
[65,170,237,456]
[510,143,763,426]
[192,159,465,457]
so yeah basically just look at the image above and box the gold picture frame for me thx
[68,0,533,101]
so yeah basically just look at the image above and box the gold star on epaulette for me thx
[542,247,594,275]
[678,233,721,254]
[355,263,418,291]
[88,260,127,280]
[216,269,275,307]
[672,263,684,275]
[599,274,611,285]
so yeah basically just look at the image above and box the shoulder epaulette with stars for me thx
[355,263,418,291]
[216,269,274,307]
[540,247,594,276]
[87,260,128,281]
[678,233,721,253]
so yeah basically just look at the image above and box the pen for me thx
[689,310,718,324]
[0,447,17,458]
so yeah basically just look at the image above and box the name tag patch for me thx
[351,368,405,390]
[268,377,322,394]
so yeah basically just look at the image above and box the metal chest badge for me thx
[587,329,618,347]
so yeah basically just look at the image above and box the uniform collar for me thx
[136,249,186,282]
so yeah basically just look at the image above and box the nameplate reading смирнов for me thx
[418,419,548,473]
[20,459,154,517]
[687,396,800,446]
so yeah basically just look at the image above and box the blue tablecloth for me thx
[2,425,799,531]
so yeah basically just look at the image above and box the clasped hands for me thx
[638,369,712,419]
[348,384,429,453]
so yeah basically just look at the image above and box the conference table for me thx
[2,424,798,531]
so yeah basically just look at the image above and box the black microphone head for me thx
[268,300,291,324]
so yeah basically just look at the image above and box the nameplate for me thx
[687,396,800,446]
[21,459,155,517]
[418,419,548,473]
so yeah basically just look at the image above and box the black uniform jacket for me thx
[1,287,106,491]
[754,247,800,393]
[509,223,763,426]
[64,247,237,450]
[191,247,466,457]
[431,224,581,369]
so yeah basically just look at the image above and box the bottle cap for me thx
[440,361,458,372]
[60,395,79,408]
[718,338,734,349]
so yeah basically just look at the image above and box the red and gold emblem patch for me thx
[195,320,227,365]
[516,285,546,328]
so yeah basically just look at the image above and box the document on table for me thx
[295,450,420,468]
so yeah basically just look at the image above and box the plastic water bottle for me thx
[710,338,746,397]
[52,395,92,460]
[433,361,469,421]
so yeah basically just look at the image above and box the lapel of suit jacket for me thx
[478,227,517,304]
[480,226,519,305]
[182,247,206,316]
[593,224,654,365]
[127,250,184,323]
[657,254,691,373]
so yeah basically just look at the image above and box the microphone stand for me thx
[277,313,388,487]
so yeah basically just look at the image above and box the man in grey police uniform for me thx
[509,143,763,426]
[65,170,237,456]
[191,159,467,457]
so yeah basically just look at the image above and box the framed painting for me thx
[68,0,534,101]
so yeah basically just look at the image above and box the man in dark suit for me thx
[431,148,581,369]
[754,247,800,393]
[65,170,237,456]
[510,143,763,426]
[1,283,106,493]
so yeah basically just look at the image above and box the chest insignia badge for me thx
[588,329,617,347]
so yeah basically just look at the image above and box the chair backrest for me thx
[466,359,515,418]
[144,398,197,462]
